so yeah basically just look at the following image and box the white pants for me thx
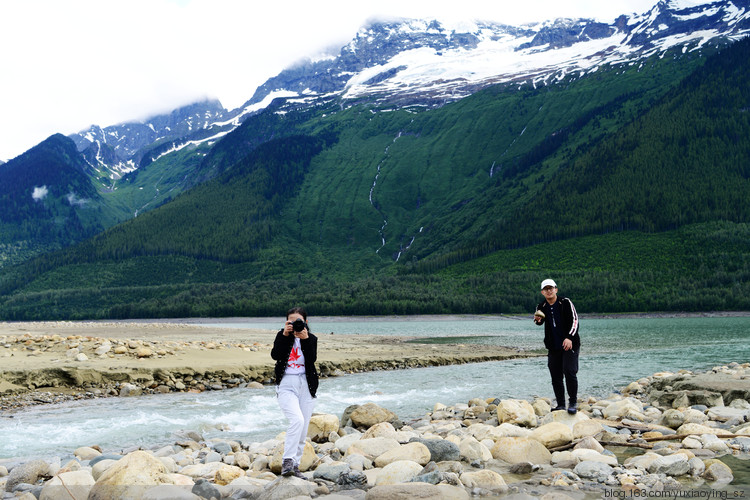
[277,373,315,463]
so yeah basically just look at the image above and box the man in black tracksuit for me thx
[534,278,580,414]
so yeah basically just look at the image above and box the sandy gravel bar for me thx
[0,321,537,410]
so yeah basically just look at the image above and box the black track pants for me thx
[547,348,579,407]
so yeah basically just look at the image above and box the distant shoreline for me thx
[98,310,750,326]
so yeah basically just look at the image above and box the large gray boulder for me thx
[5,460,50,492]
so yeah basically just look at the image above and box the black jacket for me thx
[535,296,580,351]
[271,330,319,398]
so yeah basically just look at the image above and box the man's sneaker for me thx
[281,458,294,476]
[292,464,307,480]
[567,404,578,415]
[552,405,565,411]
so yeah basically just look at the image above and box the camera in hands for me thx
[292,319,307,332]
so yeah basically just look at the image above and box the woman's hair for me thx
[286,307,308,320]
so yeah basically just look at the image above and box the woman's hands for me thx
[283,316,309,339]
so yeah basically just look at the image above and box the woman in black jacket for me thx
[271,307,318,478]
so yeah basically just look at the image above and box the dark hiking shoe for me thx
[567,404,578,414]
[551,405,565,411]
[281,458,295,476]
[292,464,307,480]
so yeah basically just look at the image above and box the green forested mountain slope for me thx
[0,135,109,266]
[1,40,749,319]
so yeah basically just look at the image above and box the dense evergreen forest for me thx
[0,38,749,320]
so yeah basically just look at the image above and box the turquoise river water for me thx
[1,315,749,469]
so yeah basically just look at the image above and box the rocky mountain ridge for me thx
[248,0,750,107]
[64,0,750,185]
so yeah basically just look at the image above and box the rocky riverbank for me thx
[0,321,535,411]
[1,363,749,499]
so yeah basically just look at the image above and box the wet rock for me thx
[435,484,470,500]
[509,462,536,474]
[689,457,706,476]
[211,441,233,455]
[362,421,398,440]
[676,423,731,436]
[259,476,318,500]
[491,437,551,465]
[458,437,492,462]
[496,399,537,427]
[410,470,442,484]
[314,462,350,482]
[73,446,101,460]
[335,432,363,454]
[659,409,685,429]
[682,436,703,449]
[574,435,605,453]
[572,419,604,439]
[574,460,614,481]
[344,453,372,472]
[701,434,730,453]
[366,483,442,500]
[233,452,251,470]
[460,470,508,492]
[374,460,423,485]
[409,437,460,462]
[346,437,400,461]
[702,459,734,483]
[5,459,50,492]
[269,440,316,473]
[119,383,142,397]
[338,470,368,488]
[647,454,690,476]
[91,459,118,481]
[88,450,172,500]
[571,448,618,466]
[214,465,244,485]
[350,403,398,429]
[530,422,573,448]
[143,484,202,500]
[374,442,430,467]
[308,413,341,442]
[532,398,551,416]
[602,398,643,420]
[39,470,95,500]
[708,405,750,422]
[728,436,750,452]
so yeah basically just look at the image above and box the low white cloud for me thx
[0,0,660,162]
[32,185,48,201]
[67,192,88,207]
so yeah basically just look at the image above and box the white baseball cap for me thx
[541,279,557,290]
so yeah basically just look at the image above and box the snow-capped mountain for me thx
[68,99,240,188]
[68,0,750,184]
[247,0,750,108]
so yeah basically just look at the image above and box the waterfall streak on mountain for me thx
[369,132,402,255]
[499,106,543,163]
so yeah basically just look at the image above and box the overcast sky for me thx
[0,0,660,162]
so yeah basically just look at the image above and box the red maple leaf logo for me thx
[289,347,301,364]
